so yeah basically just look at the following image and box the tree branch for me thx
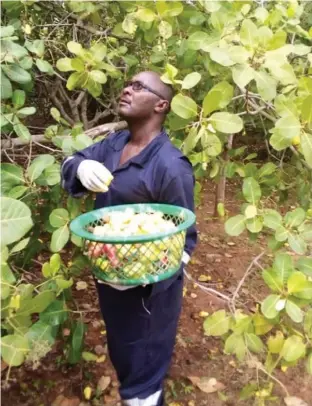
[1,121,127,149]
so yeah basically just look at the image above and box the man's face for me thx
[118,72,168,120]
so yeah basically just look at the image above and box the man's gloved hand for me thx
[77,160,113,193]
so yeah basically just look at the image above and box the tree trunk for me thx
[213,134,234,218]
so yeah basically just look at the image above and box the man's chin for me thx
[118,105,132,118]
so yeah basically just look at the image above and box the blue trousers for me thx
[95,273,184,404]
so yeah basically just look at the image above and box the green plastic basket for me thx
[70,203,196,286]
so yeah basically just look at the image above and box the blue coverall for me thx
[61,129,198,405]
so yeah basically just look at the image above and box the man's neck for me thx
[127,120,163,147]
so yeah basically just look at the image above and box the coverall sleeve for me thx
[60,137,109,198]
[158,157,198,263]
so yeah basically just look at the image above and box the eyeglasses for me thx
[124,80,167,101]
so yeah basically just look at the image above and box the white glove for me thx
[77,160,113,193]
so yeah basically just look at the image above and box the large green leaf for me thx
[12,89,25,109]
[267,331,285,354]
[200,130,222,156]
[67,41,83,56]
[263,209,283,230]
[254,70,277,101]
[203,81,233,116]
[275,115,301,139]
[296,257,312,276]
[68,320,86,364]
[301,132,312,167]
[182,72,201,90]
[262,269,283,292]
[261,294,281,319]
[136,8,156,22]
[287,271,307,294]
[225,215,246,236]
[50,225,70,252]
[49,208,69,228]
[210,47,235,67]
[25,39,44,57]
[245,333,264,353]
[26,320,55,346]
[13,118,31,141]
[1,335,30,366]
[1,163,24,185]
[171,94,197,119]
[285,208,305,228]
[187,31,210,50]
[232,64,254,88]
[0,197,33,247]
[288,233,307,255]
[56,57,74,72]
[209,112,243,133]
[2,64,31,84]
[17,291,56,316]
[1,71,13,99]
[281,336,306,362]
[158,21,172,40]
[224,333,246,361]
[40,300,68,326]
[273,253,294,282]
[240,19,259,48]
[203,310,230,336]
[26,155,55,182]
[0,25,15,38]
[89,70,107,84]
[285,300,303,323]
[265,60,297,86]
[245,217,263,233]
[183,127,201,155]
[36,59,54,74]
[66,72,88,91]
[243,177,261,204]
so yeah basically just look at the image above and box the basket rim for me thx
[69,203,196,244]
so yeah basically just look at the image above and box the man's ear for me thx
[154,99,170,114]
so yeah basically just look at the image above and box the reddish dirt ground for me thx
[2,179,312,406]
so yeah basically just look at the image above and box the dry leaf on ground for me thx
[188,376,225,393]
[284,397,308,406]
[97,376,111,393]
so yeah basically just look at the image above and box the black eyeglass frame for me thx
[124,80,168,101]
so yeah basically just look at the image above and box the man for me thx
[61,71,197,406]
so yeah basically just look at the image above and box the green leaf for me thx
[49,208,69,228]
[25,39,44,57]
[0,197,33,247]
[239,383,258,401]
[285,208,305,228]
[67,41,83,56]
[43,164,60,186]
[200,130,222,157]
[267,331,285,354]
[265,60,297,86]
[1,335,29,366]
[12,89,25,109]
[82,351,98,362]
[243,177,261,204]
[90,43,107,62]
[240,19,259,48]
[13,119,31,141]
[288,233,307,255]
[10,237,30,254]
[273,253,294,281]
[0,25,15,38]
[275,226,289,242]
[203,81,233,116]
[136,8,156,22]
[286,300,303,323]
[56,57,74,72]
[89,70,107,84]
[210,47,235,67]
[254,70,277,101]
[50,253,61,275]
[270,129,292,151]
[262,269,283,292]
[245,333,264,353]
[228,46,251,64]
[263,209,282,230]
[50,225,70,252]
[2,64,31,84]
[301,224,312,242]
[17,107,36,118]
[68,320,86,364]
[258,162,276,179]
[1,71,12,99]
[183,127,201,155]
[187,31,210,50]
[26,155,55,181]
[40,300,68,326]
[171,94,197,119]
[307,353,312,375]
[66,71,88,91]
[182,72,201,90]
[7,186,28,200]
[36,59,53,74]
[17,291,55,316]
[261,294,281,319]
[158,21,172,39]
[245,217,263,233]
[224,333,246,361]
[276,114,301,139]
[296,257,312,277]
[50,107,61,123]
[203,310,230,336]
[122,13,137,35]
[225,214,246,236]
[161,1,183,17]
[232,64,254,88]
[56,278,73,290]
[209,112,243,134]
[301,132,312,167]
[1,163,24,185]
[253,313,274,335]
[282,336,305,362]
[287,271,307,294]
[26,320,55,346]
[304,310,312,338]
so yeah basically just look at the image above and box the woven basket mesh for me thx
[70,204,195,285]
